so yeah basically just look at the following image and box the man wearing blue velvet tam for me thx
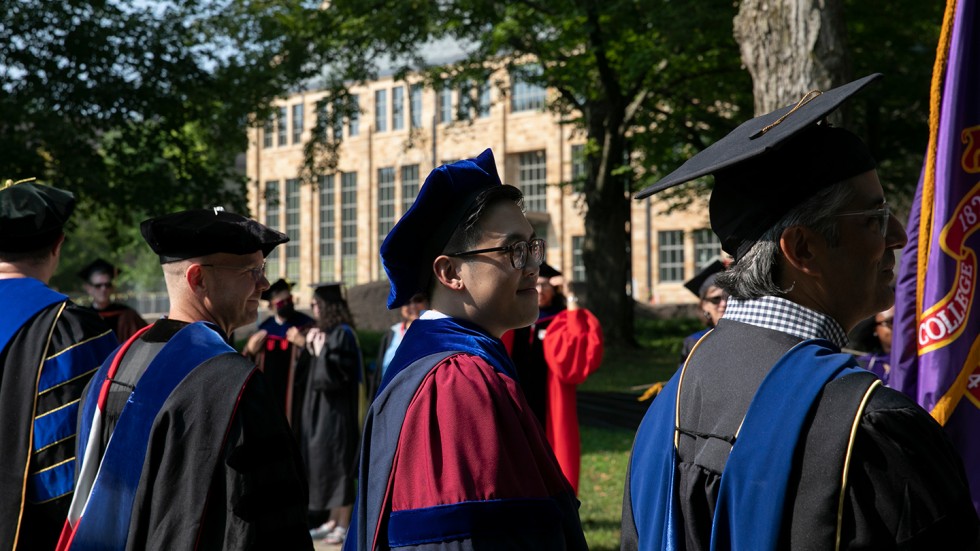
[346,149,588,550]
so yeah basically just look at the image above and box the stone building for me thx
[245,67,721,310]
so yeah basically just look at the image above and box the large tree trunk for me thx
[581,113,634,346]
[733,0,849,114]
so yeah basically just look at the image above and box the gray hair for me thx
[716,181,857,299]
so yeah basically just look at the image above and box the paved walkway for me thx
[313,539,342,550]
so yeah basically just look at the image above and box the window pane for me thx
[457,81,471,121]
[572,236,586,284]
[292,103,303,144]
[277,106,288,146]
[478,81,491,118]
[341,172,358,285]
[263,116,273,148]
[439,87,452,124]
[392,86,404,131]
[571,144,586,182]
[401,164,420,214]
[694,229,721,270]
[285,179,301,279]
[349,94,360,136]
[658,230,685,283]
[265,180,281,276]
[519,150,547,213]
[511,65,545,112]
[410,84,423,128]
[375,89,387,132]
[377,167,396,278]
[319,175,335,280]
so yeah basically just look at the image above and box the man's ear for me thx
[51,233,66,258]
[432,255,464,291]
[779,226,822,276]
[186,263,206,292]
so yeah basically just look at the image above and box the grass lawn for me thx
[576,315,701,549]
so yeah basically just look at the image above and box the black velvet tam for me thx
[140,207,288,263]
[0,179,75,252]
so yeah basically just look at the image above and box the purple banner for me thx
[892,0,980,511]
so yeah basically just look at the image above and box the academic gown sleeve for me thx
[835,388,979,550]
[542,309,603,494]
[387,354,588,550]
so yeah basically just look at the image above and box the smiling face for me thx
[815,170,907,330]
[453,200,540,337]
[200,250,270,333]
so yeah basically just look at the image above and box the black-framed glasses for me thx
[447,238,546,270]
[704,293,728,306]
[834,203,891,236]
[200,261,267,283]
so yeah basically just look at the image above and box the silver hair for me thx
[716,181,858,299]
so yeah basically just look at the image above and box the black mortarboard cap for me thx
[140,207,288,263]
[539,262,561,279]
[684,258,725,298]
[261,278,293,301]
[78,258,119,281]
[635,74,882,260]
[312,282,344,303]
[0,179,76,252]
[380,149,503,309]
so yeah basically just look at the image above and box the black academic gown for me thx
[508,308,562,427]
[299,324,361,512]
[72,320,312,550]
[0,290,116,551]
[622,319,979,550]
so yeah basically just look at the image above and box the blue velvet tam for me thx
[140,207,288,263]
[635,73,881,261]
[381,148,503,309]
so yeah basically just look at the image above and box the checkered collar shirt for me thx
[722,295,849,349]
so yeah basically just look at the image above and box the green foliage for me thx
[302,0,750,344]
[0,1,317,241]
[846,0,944,208]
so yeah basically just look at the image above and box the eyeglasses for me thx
[89,282,113,289]
[447,238,546,270]
[200,261,267,283]
[875,319,893,328]
[704,294,728,306]
[834,203,891,236]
